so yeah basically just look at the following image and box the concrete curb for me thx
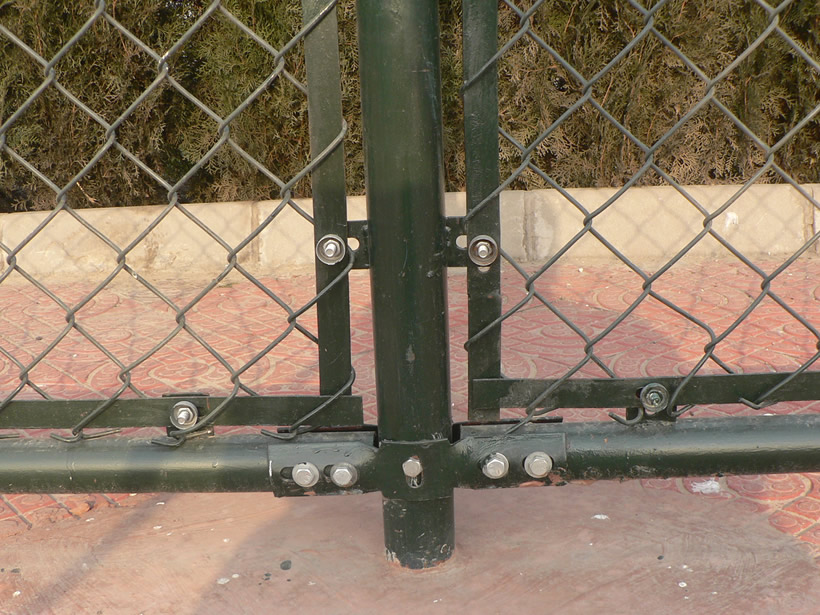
[0,184,816,278]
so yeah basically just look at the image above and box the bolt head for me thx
[640,383,670,412]
[323,241,340,258]
[402,457,423,478]
[170,401,198,429]
[330,463,357,488]
[468,235,498,266]
[482,453,509,479]
[316,234,346,265]
[524,452,553,478]
[292,462,320,488]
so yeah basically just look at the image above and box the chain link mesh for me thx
[0,1,354,443]
[464,0,820,427]
[3,0,819,443]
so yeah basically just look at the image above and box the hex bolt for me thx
[402,457,423,479]
[482,452,509,479]
[292,462,320,489]
[330,462,358,488]
[170,401,198,429]
[523,451,553,478]
[640,383,670,413]
[467,235,499,266]
[315,234,346,265]
[323,242,339,259]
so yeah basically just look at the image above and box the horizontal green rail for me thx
[1,415,817,494]
[0,396,363,429]
[471,372,820,410]
[0,435,272,492]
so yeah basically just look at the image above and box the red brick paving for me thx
[0,256,819,561]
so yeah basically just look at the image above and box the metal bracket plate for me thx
[267,423,570,500]
[345,217,469,269]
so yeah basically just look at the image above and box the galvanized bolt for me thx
[330,462,358,488]
[482,452,509,479]
[468,235,499,266]
[170,401,198,429]
[523,451,553,478]
[640,383,670,413]
[475,242,491,259]
[315,234,346,265]
[292,462,320,488]
[323,242,339,259]
[402,457,423,478]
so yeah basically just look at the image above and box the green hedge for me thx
[0,0,817,212]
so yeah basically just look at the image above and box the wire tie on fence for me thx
[152,425,215,447]
[152,434,187,448]
[505,414,534,434]
[50,428,121,443]
[262,425,317,441]
[738,398,775,411]
[667,404,695,418]
[608,407,645,426]
[262,369,357,441]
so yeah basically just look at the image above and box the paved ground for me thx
[0,258,819,612]
[2,485,820,615]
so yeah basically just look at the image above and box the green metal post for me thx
[463,0,502,421]
[303,0,352,396]
[357,0,455,568]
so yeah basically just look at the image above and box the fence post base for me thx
[383,497,455,569]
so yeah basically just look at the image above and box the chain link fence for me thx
[1,0,819,568]
[3,1,819,437]
[463,0,820,426]
[0,0,358,444]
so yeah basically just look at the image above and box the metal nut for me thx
[170,401,198,429]
[330,462,358,488]
[482,452,509,479]
[523,451,553,478]
[292,462,320,488]
[640,383,670,413]
[402,457,423,478]
[468,235,499,266]
[316,234,346,265]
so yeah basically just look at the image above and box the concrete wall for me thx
[502,184,819,264]
[0,184,816,278]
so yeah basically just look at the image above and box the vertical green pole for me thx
[303,0,352,396]
[357,0,454,568]
[463,0,502,421]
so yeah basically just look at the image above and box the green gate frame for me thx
[1,0,819,570]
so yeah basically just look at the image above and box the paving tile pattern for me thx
[0,259,818,562]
